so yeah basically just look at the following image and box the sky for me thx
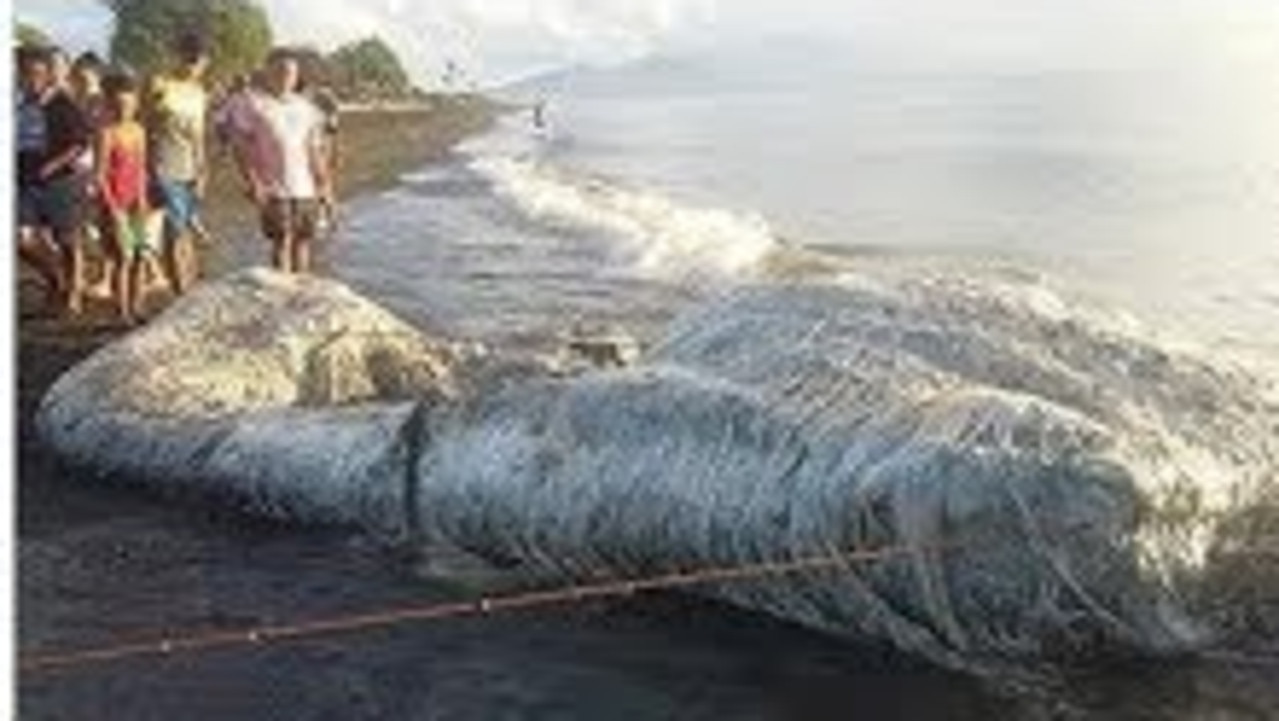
[14,0,1279,86]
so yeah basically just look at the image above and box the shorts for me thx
[112,210,164,257]
[261,198,319,241]
[18,173,87,239]
[154,177,200,244]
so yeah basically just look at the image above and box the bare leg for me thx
[179,230,200,288]
[113,254,132,322]
[162,231,188,296]
[18,227,64,310]
[271,232,294,273]
[57,228,84,316]
[292,233,312,274]
[86,216,115,300]
[107,224,130,320]
[142,254,167,295]
[126,255,146,323]
[88,254,116,300]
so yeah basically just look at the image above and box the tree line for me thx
[19,0,421,101]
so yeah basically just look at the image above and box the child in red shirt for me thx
[95,72,163,324]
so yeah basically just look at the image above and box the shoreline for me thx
[18,97,499,514]
[16,99,499,712]
[19,94,1279,720]
[14,95,998,721]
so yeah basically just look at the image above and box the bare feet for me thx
[63,291,83,318]
[85,281,113,301]
[118,300,145,327]
[145,275,170,296]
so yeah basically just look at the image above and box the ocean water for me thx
[30,44,1279,720]
[334,44,1279,366]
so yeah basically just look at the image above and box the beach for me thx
[13,98,580,718]
[17,92,1279,721]
[15,96,999,721]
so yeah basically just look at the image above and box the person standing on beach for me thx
[95,72,162,324]
[147,32,210,295]
[68,52,107,166]
[233,48,333,274]
[69,51,119,301]
[213,73,254,154]
[16,45,92,315]
[532,97,548,131]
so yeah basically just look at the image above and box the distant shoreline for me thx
[336,93,497,114]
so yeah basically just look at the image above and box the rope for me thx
[19,540,936,676]
[23,528,1279,678]
[1200,650,1279,667]
[29,326,1279,676]
[21,525,1279,677]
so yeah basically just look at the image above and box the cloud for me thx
[14,0,114,54]
[14,0,714,85]
[257,0,716,85]
[705,0,1279,71]
[15,0,1279,85]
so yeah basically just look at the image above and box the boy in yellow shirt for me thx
[146,32,209,296]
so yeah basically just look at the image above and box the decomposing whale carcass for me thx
[37,268,1279,677]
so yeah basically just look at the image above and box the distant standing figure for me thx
[233,48,333,274]
[96,71,162,324]
[147,32,210,295]
[532,98,548,131]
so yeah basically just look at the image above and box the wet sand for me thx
[16,99,1279,720]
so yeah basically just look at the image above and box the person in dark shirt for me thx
[70,52,108,162]
[17,45,92,315]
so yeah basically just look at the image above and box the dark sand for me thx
[16,99,1279,721]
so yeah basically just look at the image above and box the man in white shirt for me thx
[233,48,333,273]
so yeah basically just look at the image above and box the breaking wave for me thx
[471,155,780,281]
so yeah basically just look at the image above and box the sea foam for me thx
[472,156,779,281]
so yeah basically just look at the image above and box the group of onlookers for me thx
[16,32,339,324]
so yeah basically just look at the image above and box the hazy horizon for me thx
[15,1,1279,87]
